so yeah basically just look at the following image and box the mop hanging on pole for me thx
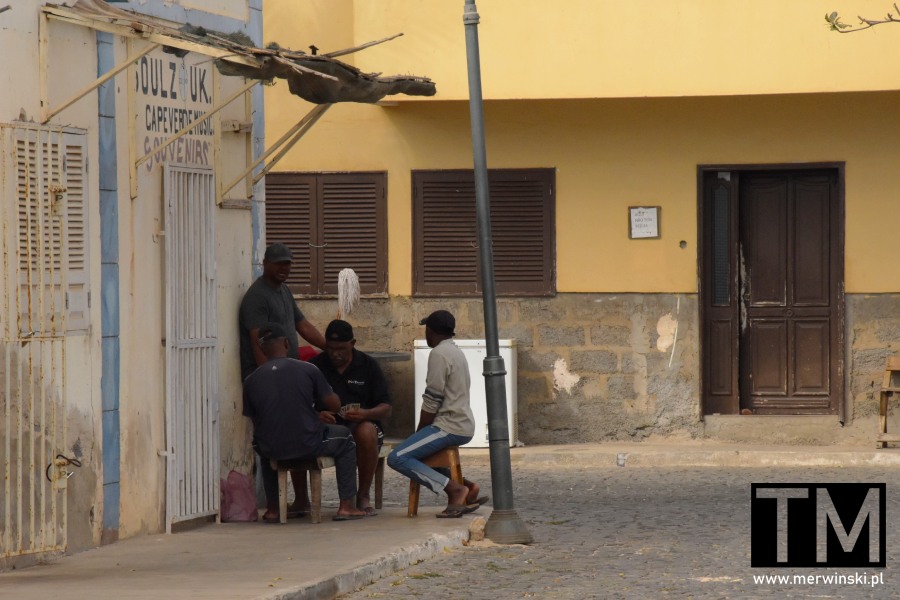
[337,268,359,319]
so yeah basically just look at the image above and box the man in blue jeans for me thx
[388,310,488,518]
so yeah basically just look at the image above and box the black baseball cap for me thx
[420,310,455,336]
[325,319,354,342]
[259,322,290,343]
[264,242,293,263]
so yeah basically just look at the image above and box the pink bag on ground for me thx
[220,469,259,522]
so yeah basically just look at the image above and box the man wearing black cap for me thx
[387,310,487,518]
[239,242,326,381]
[239,242,327,516]
[242,322,366,521]
[309,320,392,516]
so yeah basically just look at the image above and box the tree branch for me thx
[827,5,900,33]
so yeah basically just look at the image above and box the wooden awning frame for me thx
[39,2,328,202]
[39,0,435,202]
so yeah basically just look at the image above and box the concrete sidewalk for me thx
[2,442,899,600]
[0,506,472,600]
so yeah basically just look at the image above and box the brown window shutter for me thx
[265,172,315,295]
[319,173,387,295]
[489,170,555,295]
[413,169,555,296]
[413,172,479,295]
[265,171,387,296]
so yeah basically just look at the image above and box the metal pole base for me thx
[484,509,534,545]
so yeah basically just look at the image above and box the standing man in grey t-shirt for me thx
[239,243,325,380]
[239,242,326,521]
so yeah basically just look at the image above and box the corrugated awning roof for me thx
[44,0,437,104]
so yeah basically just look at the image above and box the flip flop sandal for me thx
[436,507,464,519]
[468,496,490,507]
[287,509,309,519]
[363,507,378,517]
[436,503,481,518]
[332,513,365,521]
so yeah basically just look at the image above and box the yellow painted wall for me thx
[266,1,900,296]
[347,0,900,100]
[266,90,900,294]
[266,0,356,63]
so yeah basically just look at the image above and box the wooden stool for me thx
[270,444,392,523]
[407,446,463,517]
[877,357,900,448]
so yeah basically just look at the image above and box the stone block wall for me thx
[296,293,701,443]
[846,294,900,423]
[293,293,900,445]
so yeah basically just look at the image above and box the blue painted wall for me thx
[97,30,121,538]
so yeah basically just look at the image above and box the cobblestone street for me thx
[339,465,899,599]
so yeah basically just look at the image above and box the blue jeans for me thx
[387,425,472,494]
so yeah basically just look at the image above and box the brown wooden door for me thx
[701,168,843,415]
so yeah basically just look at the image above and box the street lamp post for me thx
[463,0,533,545]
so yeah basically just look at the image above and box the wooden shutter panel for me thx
[414,169,554,296]
[413,172,479,295]
[13,128,89,333]
[63,133,90,332]
[265,172,315,295]
[489,170,554,295]
[319,173,386,295]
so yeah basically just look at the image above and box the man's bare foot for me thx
[444,480,469,508]
[262,510,280,523]
[464,478,489,505]
[333,499,366,521]
[288,500,311,515]
[357,495,377,516]
[465,480,481,504]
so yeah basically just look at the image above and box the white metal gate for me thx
[1,124,88,557]
[163,164,219,532]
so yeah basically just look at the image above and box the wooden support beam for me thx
[42,6,262,68]
[324,33,403,58]
[250,105,330,185]
[127,38,139,199]
[43,43,159,124]
[217,104,332,203]
[39,10,49,122]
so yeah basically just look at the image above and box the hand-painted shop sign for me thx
[136,50,213,172]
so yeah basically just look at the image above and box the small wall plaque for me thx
[629,206,660,239]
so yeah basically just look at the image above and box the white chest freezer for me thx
[414,339,518,448]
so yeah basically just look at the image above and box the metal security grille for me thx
[163,164,219,532]
[1,124,87,558]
